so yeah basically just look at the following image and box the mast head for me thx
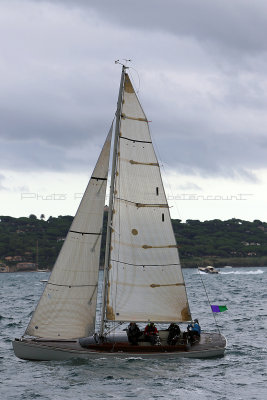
[115,59,131,69]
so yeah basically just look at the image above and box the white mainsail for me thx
[25,129,112,339]
[106,74,191,323]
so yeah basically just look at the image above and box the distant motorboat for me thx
[198,266,219,274]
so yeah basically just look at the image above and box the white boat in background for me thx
[198,266,220,274]
[13,64,226,361]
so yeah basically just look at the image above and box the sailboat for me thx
[13,65,226,360]
[36,240,49,273]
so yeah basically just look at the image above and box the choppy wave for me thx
[1,269,266,400]
[197,269,264,275]
[220,269,264,275]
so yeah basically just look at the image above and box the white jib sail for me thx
[25,129,112,339]
[106,74,191,323]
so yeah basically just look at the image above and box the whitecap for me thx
[220,269,264,275]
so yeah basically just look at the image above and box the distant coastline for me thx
[1,215,267,272]
[181,256,267,268]
[1,261,265,273]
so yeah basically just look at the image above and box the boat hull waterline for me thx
[13,333,226,361]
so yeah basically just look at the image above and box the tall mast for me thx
[100,65,126,336]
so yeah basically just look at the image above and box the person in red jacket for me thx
[144,322,160,345]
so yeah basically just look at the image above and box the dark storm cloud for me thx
[1,0,267,180]
[51,0,267,53]
[152,112,263,182]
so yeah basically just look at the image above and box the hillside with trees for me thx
[173,218,267,267]
[1,214,267,271]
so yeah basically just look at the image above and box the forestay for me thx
[106,74,191,323]
[25,130,112,339]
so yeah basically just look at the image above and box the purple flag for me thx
[211,305,228,312]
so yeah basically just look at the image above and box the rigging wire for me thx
[120,61,182,222]
[109,63,190,328]
[151,132,193,318]
[128,67,141,93]
[104,322,124,336]
[145,95,193,320]
[197,268,221,334]
[153,138,184,223]
[96,117,115,331]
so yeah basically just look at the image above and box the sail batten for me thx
[110,259,181,267]
[106,73,191,323]
[25,127,112,339]
[114,197,169,208]
[121,113,148,122]
[69,230,102,235]
[46,282,97,287]
[120,136,152,144]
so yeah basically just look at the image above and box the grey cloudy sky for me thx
[1,0,267,221]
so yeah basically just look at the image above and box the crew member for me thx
[187,319,201,343]
[167,323,181,345]
[144,322,160,345]
[127,322,141,345]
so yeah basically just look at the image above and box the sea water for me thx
[0,268,266,399]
